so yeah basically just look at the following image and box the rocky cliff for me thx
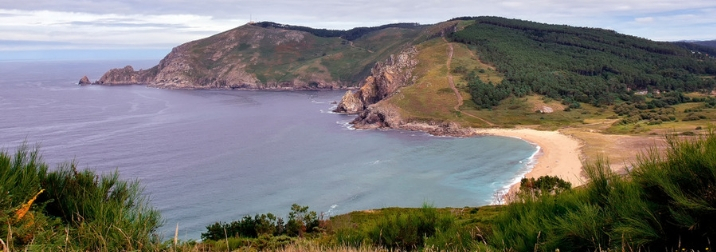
[96,65,156,85]
[334,47,418,114]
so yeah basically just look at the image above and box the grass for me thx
[0,144,161,251]
[490,129,716,251]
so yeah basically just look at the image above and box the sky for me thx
[1,0,715,60]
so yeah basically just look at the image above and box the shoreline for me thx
[352,117,587,200]
[472,128,584,199]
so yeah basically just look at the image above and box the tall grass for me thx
[490,130,716,251]
[336,204,480,251]
[0,144,161,251]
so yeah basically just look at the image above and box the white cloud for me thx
[0,9,246,50]
[634,17,654,23]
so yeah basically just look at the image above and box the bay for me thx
[0,60,537,240]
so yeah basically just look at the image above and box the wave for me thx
[325,204,338,217]
[490,144,541,205]
[336,120,355,130]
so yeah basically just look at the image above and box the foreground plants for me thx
[491,130,716,251]
[0,145,161,251]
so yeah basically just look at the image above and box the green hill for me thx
[96,22,430,89]
[450,17,716,108]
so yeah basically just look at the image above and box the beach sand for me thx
[474,128,585,198]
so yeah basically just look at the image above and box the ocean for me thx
[0,60,538,240]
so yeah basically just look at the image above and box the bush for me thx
[0,145,161,251]
[519,175,572,196]
[202,204,319,241]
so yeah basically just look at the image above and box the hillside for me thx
[692,40,716,48]
[340,17,715,134]
[449,17,716,106]
[95,22,424,89]
[93,22,429,89]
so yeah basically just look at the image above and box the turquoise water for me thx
[0,60,537,239]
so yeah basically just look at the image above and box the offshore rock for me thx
[334,47,418,114]
[78,76,91,85]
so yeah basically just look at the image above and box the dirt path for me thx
[446,43,462,111]
[443,39,495,126]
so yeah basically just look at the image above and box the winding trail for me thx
[443,39,495,126]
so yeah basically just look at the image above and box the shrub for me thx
[519,175,572,196]
[0,145,161,251]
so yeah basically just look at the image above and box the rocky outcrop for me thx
[334,47,418,114]
[349,102,474,137]
[78,76,91,85]
[96,66,155,85]
[351,103,403,129]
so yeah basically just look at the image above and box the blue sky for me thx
[1,0,715,60]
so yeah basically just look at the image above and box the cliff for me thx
[334,47,418,114]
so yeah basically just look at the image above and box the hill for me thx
[93,22,431,89]
[449,17,716,107]
[692,40,716,48]
[341,17,716,135]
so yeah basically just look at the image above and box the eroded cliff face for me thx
[334,47,418,114]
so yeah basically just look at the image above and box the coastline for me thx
[472,128,584,199]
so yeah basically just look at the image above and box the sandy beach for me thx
[473,128,585,197]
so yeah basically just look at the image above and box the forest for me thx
[449,17,716,108]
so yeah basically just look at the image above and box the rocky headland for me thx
[88,22,426,90]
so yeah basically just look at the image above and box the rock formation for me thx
[334,47,418,114]
[78,76,91,85]
[96,66,154,85]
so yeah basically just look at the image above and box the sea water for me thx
[0,60,538,239]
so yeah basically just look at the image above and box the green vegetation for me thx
[5,131,716,251]
[519,175,572,195]
[492,131,716,251]
[0,145,160,251]
[180,22,427,88]
[333,204,482,251]
[450,17,716,109]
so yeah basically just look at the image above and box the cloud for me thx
[635,17,654,23]
[0,9,243,50]
[0,0,715,51]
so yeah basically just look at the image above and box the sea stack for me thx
[78,76,91,85]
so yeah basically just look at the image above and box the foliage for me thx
[490,130,716,251]
[201,204,321,241]
[519,175,572,195]
[335,204,480,251]
[0,145,161,251]
[450,17,716,108]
